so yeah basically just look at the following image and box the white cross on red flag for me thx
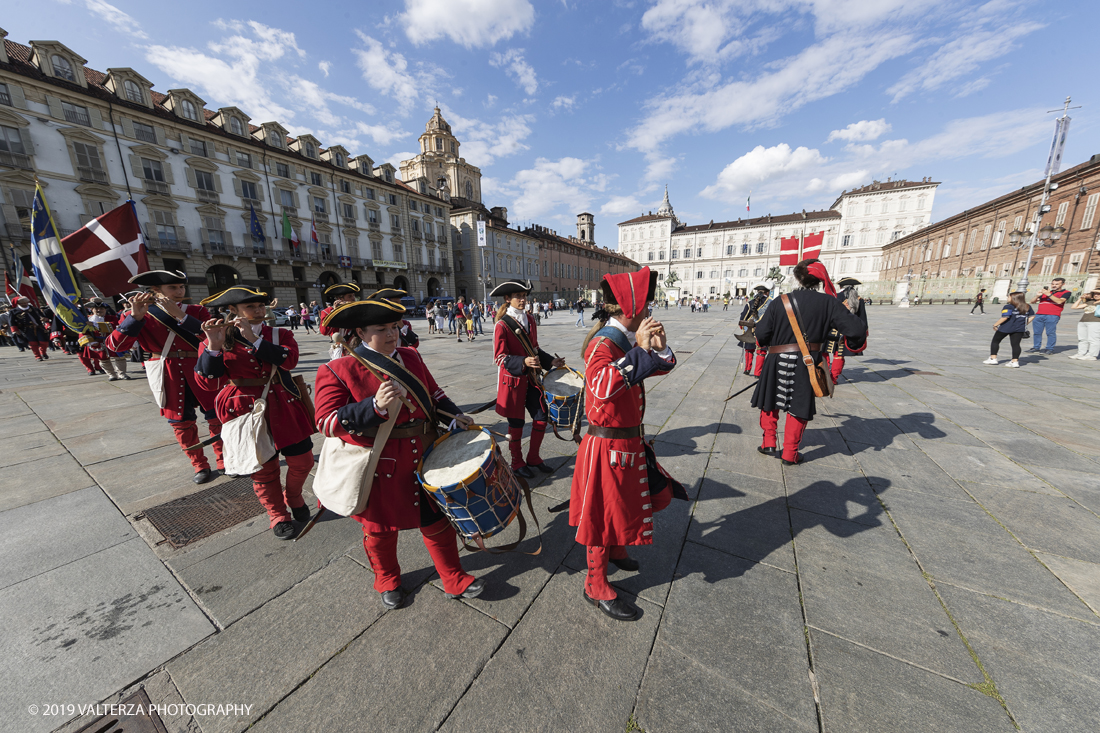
[778,230,825,266]
[61,202,149,296]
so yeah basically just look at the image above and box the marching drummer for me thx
[196,287,316,540]
[313,292,486,610]
[491,280,565,479]
[570,267,687,621]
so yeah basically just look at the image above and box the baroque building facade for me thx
[881,154,1100,302]
[0,29,456,305]
[618,179,939,299]
[400,109,636,303]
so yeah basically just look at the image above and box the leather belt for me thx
[152,350,199,359]
[767,343,821,354]
[586,425,644,440]
[231,378,271,387]
[362,420,436,440]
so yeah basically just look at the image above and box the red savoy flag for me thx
[61,202,149,296]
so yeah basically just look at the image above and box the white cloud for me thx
[400,0,535,48]
[352,33,424,114]
[85,0,148,39]
[701,144,829,201]
[503,157,594,220]
[485,94,498,107]
[489,49,538,95]
[318,60,331,77]
[444,107,534,167]
[387,151,420,172]
[551,95,575,110]
[827,119,891,143]
[887,21,1043,102]
[600,195,643,217]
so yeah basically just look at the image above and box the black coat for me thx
[825,289,869,357]
[750,289,867,420]
[738,295,770,351]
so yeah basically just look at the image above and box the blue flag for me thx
[30,185,88,333]
[250,204,266,244]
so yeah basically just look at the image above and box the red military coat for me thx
[314,346,460,533]
[107,304,222,421]
[569,330,678,547]
[79,320,116,360]
[493,313,551,419]
[318,306,338,336]
[194,326,314,450]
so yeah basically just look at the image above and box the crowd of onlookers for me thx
[981,277,1100,366]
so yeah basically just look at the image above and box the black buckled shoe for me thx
[292,505,311,522]
[446,577,486,600]
[781,454,804,466]
[381,587,408,610]
[610,555,640,572]
[530,462,554,474]
[193,468,214,484]
[515,465,535,479]
[757,446,777,456]
[584,591,638,621]
[273,521,297,540]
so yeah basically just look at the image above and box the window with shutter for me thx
[141,158,164,181]
[310,172,322,186]
[241,180,258,200]
[280,189,295,208]
[123,80,144,104]
[195,170,216,191]
[180,99,198,121]
[188,138,207,157]
[276,162,289,178]
[62,101,91,126]
[52,55,75,80]
[1081,193,1100,230]
[1055,202,1069,227]
[236,151,251,168]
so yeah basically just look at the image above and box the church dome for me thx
[426,106,451,134]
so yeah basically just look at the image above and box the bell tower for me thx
[399,106,483,203]
[577,212,594,244]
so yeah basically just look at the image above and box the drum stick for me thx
[293,506,326,542]
[437,410,511,442]
[724,379,759,402]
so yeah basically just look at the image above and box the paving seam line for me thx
[806,625,987,686]
[681,537,797,575]
[927,578,1100,625]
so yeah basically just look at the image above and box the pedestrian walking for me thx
[984,292,1033,368]
[1068,289,1100,360]
[575,298,586,327]
[435,302,447,334]
[426,301,437,334]
[300,303,316,333]
[971,289,986,315]
[1028,277,1070,354]
[750,259,867,465]
[470,300,484,335]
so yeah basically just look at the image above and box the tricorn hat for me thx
[200,287,273,308]
[322,292,406,330]
[600,267,657,319]
[128,270,188,286]
[490,280,533,298]
[324,282,361,299]
[752,283,771,292]
[836,277,862,287]
[371,288,408,304]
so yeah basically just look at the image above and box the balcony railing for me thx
[313,211,329,223]
[145,236,191,253]
[78,166,107,183]
[368,222,380,231]
[196,189,219,204]
[281,206,297,218]
[0,151,33,170]
[0,88,11,106]
[319,249,334,261]
[342,217,357,228]
[64,107,91,126]
[135,128,158,144]
[142,179,169,195]
[241,197,261,208]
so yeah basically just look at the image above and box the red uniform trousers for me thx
[251,450,313,527]
[358,517,475,597]
[584,485,673,601]
[78,351,102,373]
[828,354,844,382]
[743,345,767,376]
[759,410,809,463]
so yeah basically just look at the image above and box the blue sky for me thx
[6,0,1099,246]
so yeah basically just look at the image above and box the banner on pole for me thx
[476,221,486,247]
[1044,116,1071,178]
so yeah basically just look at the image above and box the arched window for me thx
[180,99,198,121]
[465,181,473,199]
[436,138,443,151]
[51,55,74,81]
[123,80,144,104]
[206,264,241,291]
[335,153,344,167]
[451,141,456,154]
[268,130,281,146]
[230,117,244,136]
[305,142,316,158]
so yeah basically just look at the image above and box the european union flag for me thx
[30,185,88,333]
[250,204,266,245]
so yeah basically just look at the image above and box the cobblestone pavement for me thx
[2,304,1098,733]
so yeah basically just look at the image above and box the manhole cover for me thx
[904,369,940,376]
[75,688,168,733]
[142,476,264,549]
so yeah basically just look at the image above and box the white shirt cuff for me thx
[205,349,222,356]
[653,346,674,360]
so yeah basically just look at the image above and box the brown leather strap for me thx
[362,420,436,440]
[151,350,198,359]
[586,425,644,440]
[767,343,821,354]
[231,378,272,387]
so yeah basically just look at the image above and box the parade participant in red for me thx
[9,296,50,360]
[314,294,485,610]
[318,282,361,338]
[823,277,868,382]
[751,259,867,465]
[491,280,565,479]
[738,285,771,375]
[107,270,225,484]
[569,267,687,621]
[196,287,315,540]
[373,288,420,349]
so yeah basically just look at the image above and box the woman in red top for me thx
[491,280,564,478]
[313,294,484,610]
[569,267,686,621]
[196,287,315,540]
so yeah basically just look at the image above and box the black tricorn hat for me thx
[322,293,406,330]
[836,277,862,287]
[490,280,533,298]
[200,287,273,308]
[324,282,361,298]
[371,288,408,304]
[128,270,188,286]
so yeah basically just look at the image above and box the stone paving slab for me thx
[965,483,1100,565]
[3,451,97,510]
[1,537,213,733]
[689,468,795,571]
[1033,552,1100,616]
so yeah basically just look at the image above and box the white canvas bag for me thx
[219,329,280,475]
[313,403,400,516]
[144,329,174,408]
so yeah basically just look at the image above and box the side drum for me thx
[417,426,523,541]
[542,366,585,430]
